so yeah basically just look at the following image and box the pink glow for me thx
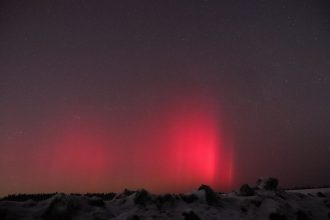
[46,118,115,192]
[164,97,220,190]
[0,92,234,195]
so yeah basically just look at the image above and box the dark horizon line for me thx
[2,184,330,199]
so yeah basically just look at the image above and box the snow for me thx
[287,187,330,195]
[0,184,329,219]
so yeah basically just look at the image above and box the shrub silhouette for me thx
[1,193,57,202]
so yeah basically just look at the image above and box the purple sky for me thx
[1,0,330,195]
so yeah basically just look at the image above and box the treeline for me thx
[74,192,116,200]
[0,193,57,202]
[0,192,116,202]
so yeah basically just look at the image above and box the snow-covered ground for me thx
[1,178,329,220]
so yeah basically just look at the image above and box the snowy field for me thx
[0,178,329,220]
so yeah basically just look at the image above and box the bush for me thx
[42,195,80,220]
[155,193,175,209]
[134,189,151,205]
[239,184,255,196]
[257,177,279,190]
[180,193,198,203]
[198,184,218,205]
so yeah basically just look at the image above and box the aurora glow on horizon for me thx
[1,89,234,194]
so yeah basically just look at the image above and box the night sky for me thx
[1,0,330,195]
